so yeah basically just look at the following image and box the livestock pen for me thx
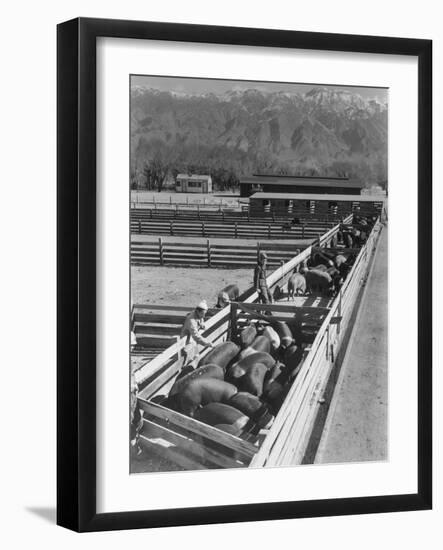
[132,215,383,471]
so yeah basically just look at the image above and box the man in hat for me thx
[180,300,214,369]
[254,252,273,304]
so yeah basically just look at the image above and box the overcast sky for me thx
[131,75,388,103]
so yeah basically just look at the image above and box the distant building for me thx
[249,192,386,217]
[239,174,363,198]
[175,174,212,193]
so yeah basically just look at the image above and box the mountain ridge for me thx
[131,86,388,188]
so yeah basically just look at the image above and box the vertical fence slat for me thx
[207,239,211,267]
[159,237,164,266]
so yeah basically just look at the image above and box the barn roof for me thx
[249,192,385,202]
[240,175,364,189]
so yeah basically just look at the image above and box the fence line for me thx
[131,238,307,268]
[131,206,342,223]
[131,219,335,240]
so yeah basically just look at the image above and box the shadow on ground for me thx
[26,507,56,524]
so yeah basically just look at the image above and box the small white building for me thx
[175,174,212,193]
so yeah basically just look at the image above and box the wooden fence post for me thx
[257,242,260,262]
[202,222,205,237]
[150,209,152,219]
[268,224,271,239]
[235,222,238,238]
[197,204,200,219]
[159,237,164,265]
[248,210,250,222]
[302,224,305,238]
[222,211,225,222]
[207,239,211,267]
[170,221,173,235]
[230,302,239,343]
[138,220,142,234]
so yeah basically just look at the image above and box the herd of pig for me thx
[152,215,377,443]
[281,216,377,299]
[157,320,305,440]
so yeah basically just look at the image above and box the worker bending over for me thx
[180,300,214,369]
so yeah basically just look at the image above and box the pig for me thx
[194,403,249,432]
[239,362,268,396]
[302,268,333,295]
[227,392,273,428]
[263,361,283,394]
[310,251,335,268]
[169,364,225,397]
[326,266,344,294]
[238,324,257,349]
[249,335,272,354]
[343,232,354,248]
[270,321,293,349]
[263,325,280,350]
[287,273,306,299]
[198,341,240,371]
[171,378,238,417]
[334,254,348,268]
[215,284,239,308]
[227,351,276,382]
[262,380,291,415]
[282,344,304,378]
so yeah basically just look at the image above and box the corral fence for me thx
[131,206,344,223]
[133,217,352,379]
[133,216,382,470]
[251,219,383,467]
[131,219,335,240]
[131,238,307,268]
[131,196,244,210]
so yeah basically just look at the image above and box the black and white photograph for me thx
[129,75,388,474]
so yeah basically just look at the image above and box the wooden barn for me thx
[175,174,212,193]
[249,192,385,217]
[239,175,363,198]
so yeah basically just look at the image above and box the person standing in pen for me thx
[180,300,214,370]
[254,251,273,305]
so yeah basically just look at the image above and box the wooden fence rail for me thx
[131,219,335,240]
[131,238,308,268]
[131,196,243,208]
[131,207,344,224]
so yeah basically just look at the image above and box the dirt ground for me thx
[131,265,253,307]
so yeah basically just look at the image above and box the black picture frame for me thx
[57,17,432,532]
